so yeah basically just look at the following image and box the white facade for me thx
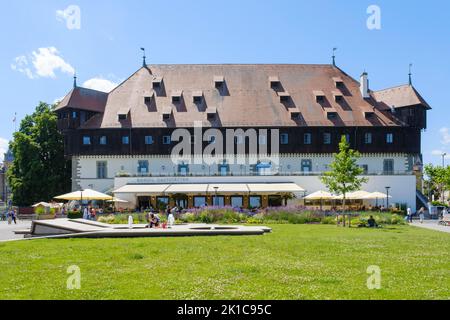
[72,153,417,211]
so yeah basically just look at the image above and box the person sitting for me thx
[148,213,160,228]
[367,215,377,228]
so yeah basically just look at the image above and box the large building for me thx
[55,63,430,210]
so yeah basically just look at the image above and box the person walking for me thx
[406,207,413,223]
[7,210,12,225]
[83,206,88,220]
[418,207,425,223]
[12,209,17,224]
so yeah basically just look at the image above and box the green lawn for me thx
[0,224,449,300]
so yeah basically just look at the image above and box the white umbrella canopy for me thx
[303,190,334,200]
[334,190,372,200]
[54,189,113,201]
[106,197,129,203]
[363,191,392,199]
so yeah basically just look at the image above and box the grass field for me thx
[0,224,449,300]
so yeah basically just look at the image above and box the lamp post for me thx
[442,153,447,202]
[385,186,391,209]
[213,186,219,206]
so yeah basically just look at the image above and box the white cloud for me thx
[432,149,450,159]
[56,5,81,30]
[439,127,450,145]
[11,47,74,79]
[82,77,118,93]
[0,137,9,163]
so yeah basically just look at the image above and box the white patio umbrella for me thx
[334,190,372,200]
[54,189,113,201]
[363,191,392,207]
[106,198,129,203]
[303,190,334,210]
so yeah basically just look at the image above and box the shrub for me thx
[68,211,83,219]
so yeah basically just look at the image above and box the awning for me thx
[165,184,209,194]
[113,183,304,195]
[247,183,304,193]
[207,184,249,193]
[114,184,169,194]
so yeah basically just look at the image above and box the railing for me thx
[116,170,414,178]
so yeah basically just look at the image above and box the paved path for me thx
[410,220,450,234]
[0,220,31,241]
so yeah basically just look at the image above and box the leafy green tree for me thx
[424,164,450,202]
[320,136,368,226]
[7,102,71,206]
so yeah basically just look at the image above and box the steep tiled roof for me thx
[55,87,108,113]
[372,84,431,110]
[59,64,430,129]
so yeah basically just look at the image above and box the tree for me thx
[424,164,450,203]
[7,102,71,206]
[279,192,295,206]
[320,136,368,227]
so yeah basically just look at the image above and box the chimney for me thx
[360,72,370,99]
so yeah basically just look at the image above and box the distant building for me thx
[55,63,430,210]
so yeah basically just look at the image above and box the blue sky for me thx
[0,0,449,165]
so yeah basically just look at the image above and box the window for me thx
[138,160,149,174]
[212,196,225,207]
[219,163,229,176]
[163,135,171,144]
[364,133,372,144]
[72,111,77,119]
[193,96,202,104]
[178,163,189,176]
[118,114,127,121]
[96,161,107,179]
[83,136,91,145]
[172,96,181,103]
[280,133,289,145]
[323,133,331,145]
[231,196,243,208]
[156,196,169,207]
[304,133,312,144]
[383,159,394,174]
[342,134,350,143]
[99,136,107,145]
[144,96,152,103]
[249,196,261,208]
[194,196,207,207]
[122,136,129,145]
[145,136,154,145]
[259,135,267,145]
[386,133,394,144]
[301,159,312,173]
[234,135,244,144]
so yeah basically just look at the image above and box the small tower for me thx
[141,48,146,67]
[408,63,413,86]
[73,72,77,88]
[332,47,337,66]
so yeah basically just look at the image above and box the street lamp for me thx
[213,186,219,206]
[385,186,391,209]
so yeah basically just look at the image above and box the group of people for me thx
[1,209,17,224]
[406,207,427,223]
[82,206,103,220]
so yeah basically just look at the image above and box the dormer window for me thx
[171,90,183,103]
[192,91,203,104]
[152,77,163,89]
[333,77,344,88]
[314,91,325,103]
[144,93,154,103]
[162,107,172,121]
[325,108,338,119]
[364,110,375,118]
[207,107,217,120]
[269,76,281,89]
[214,76,224,89]
[332,91,343,102]
[117,108,130,121]
[278,91,290,103]
[290,111,301,120]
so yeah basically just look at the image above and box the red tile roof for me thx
[56,64,431,129]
